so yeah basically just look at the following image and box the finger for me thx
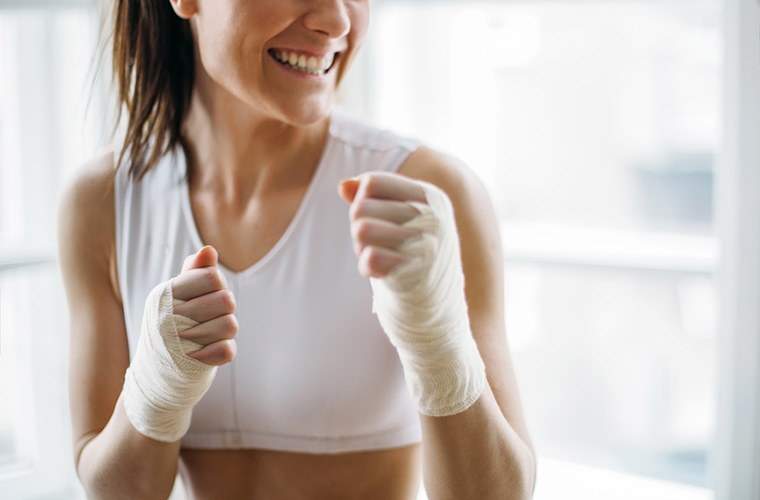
[172,266,228,302]
[182,245,218,273]
[358,245,409,278]
[352,217,422,257]
[173,288,236,324]
[338,178,360,203]
[349,197,420,224]
[354,172,427,203]
[178,313,238,345]
[187,338,237,366]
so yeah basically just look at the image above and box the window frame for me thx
[711,1,760,499]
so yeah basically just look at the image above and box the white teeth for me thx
[273,49,336,75]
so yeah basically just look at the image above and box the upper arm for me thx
[56,149,130,471]
[397,146,534,453]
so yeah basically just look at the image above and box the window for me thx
[356,0,720,497]
[0,3,103,498]
[3,0,754,499]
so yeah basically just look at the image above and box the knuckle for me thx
[204,267,222,289]
[354,219,372,242]
[224,314,239,336]
[221,340,237,362]
[366,246,382,267]
[349,199,367,220]
[221,290,236,311]
[358,245,371,260]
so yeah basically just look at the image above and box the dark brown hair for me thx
[109,0,195,182]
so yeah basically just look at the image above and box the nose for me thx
[302,0,351,40]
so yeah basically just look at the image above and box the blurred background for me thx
[0,0,733,499]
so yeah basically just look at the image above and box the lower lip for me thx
[268,51,336,81]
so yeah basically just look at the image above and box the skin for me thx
[339,163,537,499]
[58,0,536,498]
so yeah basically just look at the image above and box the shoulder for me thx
[397,145,493,221]
[57,146,122,303]
[58,145,117,235]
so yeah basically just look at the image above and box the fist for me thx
[338,172,428,278]
[170,245,238,366]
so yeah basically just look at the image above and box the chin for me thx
[275,100,334,127]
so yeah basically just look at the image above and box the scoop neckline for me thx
[176,116,335,280]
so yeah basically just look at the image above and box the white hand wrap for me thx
[369,180,487,417]
[121,279,217,442]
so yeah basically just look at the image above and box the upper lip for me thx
[269,46,345,59]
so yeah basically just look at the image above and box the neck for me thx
[180,76,330,202]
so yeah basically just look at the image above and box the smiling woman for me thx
[56,0,535,499]
[110,0,356,182]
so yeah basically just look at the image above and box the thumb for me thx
[182,245,218,272]
[337,176,361,204]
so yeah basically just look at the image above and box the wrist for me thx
[395,327,487,417]
[121,367,195,443]
[121,280,216,443]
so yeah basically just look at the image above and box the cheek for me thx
[215,16,286,86]
[331,5,369,87]
[348,2,370,47]
[194,8,255,85]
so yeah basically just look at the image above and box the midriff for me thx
[178,443,423,500]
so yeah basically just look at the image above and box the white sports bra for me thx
[113,108,424,453]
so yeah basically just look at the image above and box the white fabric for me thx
[114,108,426,452]
[369,180,487,417]
[121,279,217,443]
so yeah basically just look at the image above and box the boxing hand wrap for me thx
[121,279,217,442]
[369,180,487,417]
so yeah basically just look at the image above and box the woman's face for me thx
[184,0,369,124]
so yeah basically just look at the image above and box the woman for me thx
[57,0,536,498]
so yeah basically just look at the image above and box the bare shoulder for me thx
[396,145,496,241]
[396,145,480,193]
[57,146,121,303]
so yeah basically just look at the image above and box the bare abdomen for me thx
[178,443,422,500]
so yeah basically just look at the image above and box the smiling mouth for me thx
[267,48,342,76]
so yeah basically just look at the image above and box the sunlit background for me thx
[0,0,723,498]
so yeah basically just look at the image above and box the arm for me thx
[57,151,180,500]
[400,148,537,499]
[420,385,534,500]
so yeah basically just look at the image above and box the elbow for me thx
[72,431,98,485]
[518,445,537,500]
[74,434,174,500]
[80,470,175,500]
[498,461,535,500]
[503,439,537,500]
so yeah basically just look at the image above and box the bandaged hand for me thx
[121,245,238,442]
[339,173,487,417]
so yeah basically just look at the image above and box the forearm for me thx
[76,391,181,500]
[419,382,536,500]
